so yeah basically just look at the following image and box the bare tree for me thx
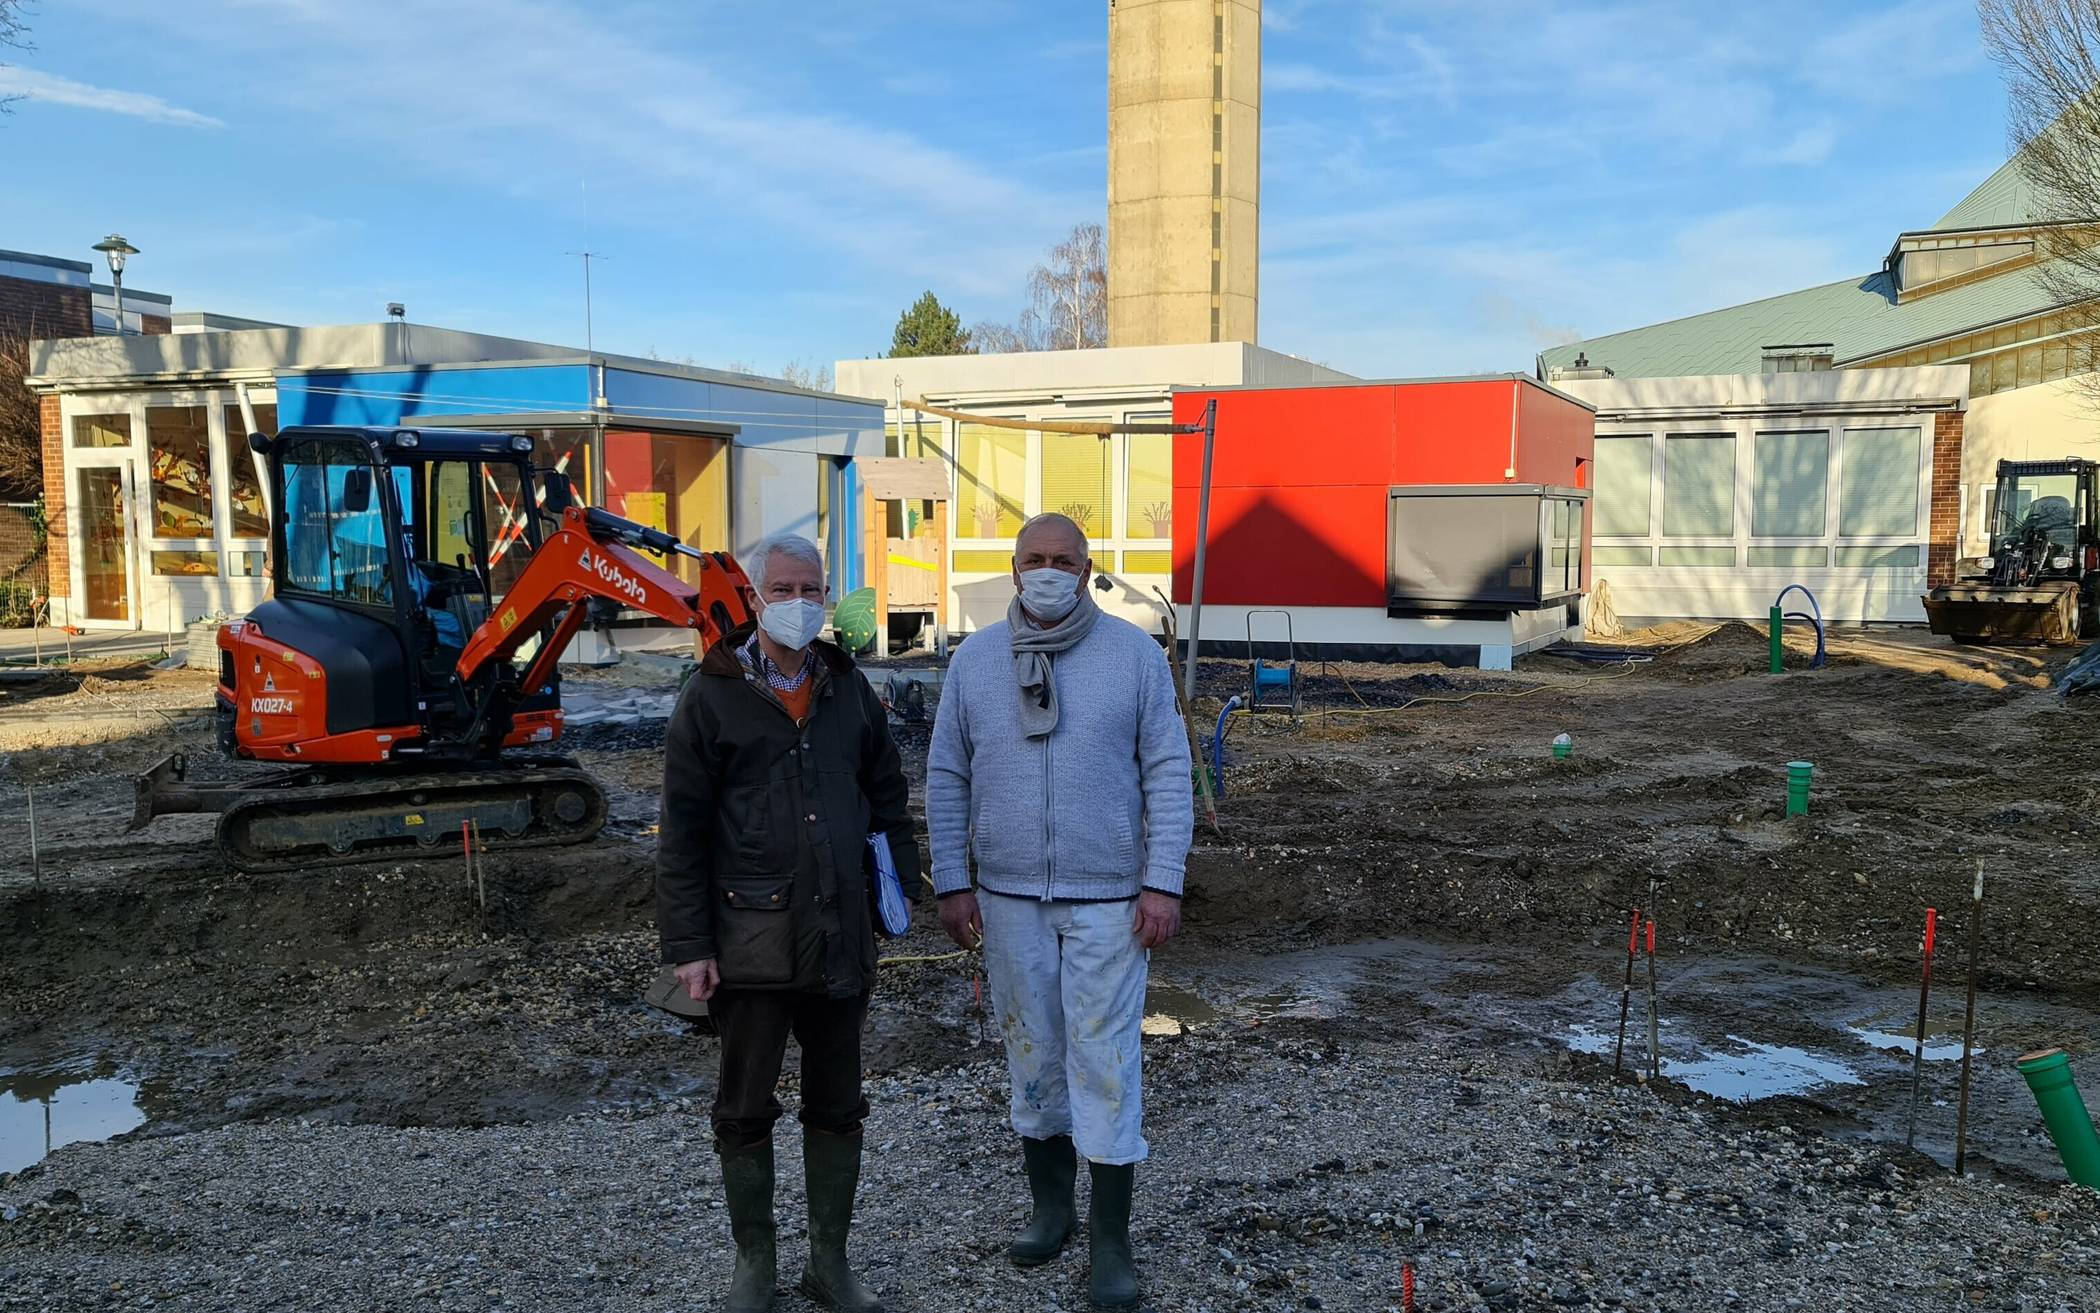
[0,325,43,497]
[975,223,1109,353]
[777,358,835,393]
[1,0,30,115]
[1980,0,2100,387]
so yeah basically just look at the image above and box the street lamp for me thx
[92,234,140,336]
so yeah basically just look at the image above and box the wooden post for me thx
[931,495,950,644]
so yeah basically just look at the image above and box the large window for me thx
[281,440,393,607]
[956,423,1026,538]
[1593,436,1651,536]
[1125,411,1173,540]
[1752,431,1828,537]
[72,413,131,449]
[1840,427,1922,537]
[1663,435,1735,537]
[146,405,214,538]
[221,404,274,537]
[1041,431,1115,540]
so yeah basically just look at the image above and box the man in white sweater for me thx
[927,512,1194,1311]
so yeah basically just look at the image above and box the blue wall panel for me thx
[275,365,591,427]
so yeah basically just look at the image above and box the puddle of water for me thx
[1,1070,147,1175]
[1565,1024,1866,1102]
[1845,1027,1975,1062]
[1145,980,1333,1028]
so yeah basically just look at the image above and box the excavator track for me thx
[210,759,608,874]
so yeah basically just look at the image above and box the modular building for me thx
[835,341,1354,636]
[1167,376,1596,669]
[27,323,882,652]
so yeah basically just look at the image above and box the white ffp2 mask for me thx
[758,597,825,650]
[1018,568,1082,623]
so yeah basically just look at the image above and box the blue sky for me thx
[0,0,2015,382]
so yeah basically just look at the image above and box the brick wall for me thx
[0,273,93,340]
[140,313,172,336]
[1927,410,1965,586]
[39,393,66,601]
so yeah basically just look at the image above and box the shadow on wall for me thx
[1190,493,1387,610]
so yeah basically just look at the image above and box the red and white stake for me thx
[1906,907,1938,1150]
[1401,1262,1416,1312]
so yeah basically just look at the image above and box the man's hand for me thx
[674,958,720,1004]
[1134,890,1181,949]
[938,890,984,949]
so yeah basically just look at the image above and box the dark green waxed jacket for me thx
[655,627,921,998]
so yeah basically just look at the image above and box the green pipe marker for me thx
[1769,605,1784,674]
[1552,733,1573,760]
[1785,761,1813,817]
[2018,1048,2100,1191]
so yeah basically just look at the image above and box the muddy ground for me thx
[3,625,2100,1310]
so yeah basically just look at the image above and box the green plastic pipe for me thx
[2017,1048,2100,1191]
[1769,605,1784,674]
[1785,761,1813,817]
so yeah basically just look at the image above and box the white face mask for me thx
[1018,567,1082,623]
[757,596,825,650]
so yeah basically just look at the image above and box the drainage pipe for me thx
[1208,695,1242,798]
[1771,584,1828,671]
[2018,1048,2100,1191]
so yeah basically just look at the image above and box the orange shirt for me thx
[776,678,816,725]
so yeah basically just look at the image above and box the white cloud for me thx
[0,66,221,127]
[186,0,1083,300]
[1753,123,1840,168]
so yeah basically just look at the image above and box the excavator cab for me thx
[229,426,561,762]
[1924,458,2100,644]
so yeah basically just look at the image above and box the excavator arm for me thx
[455,503,754,708]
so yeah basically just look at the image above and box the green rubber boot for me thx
[1008,1134,1078,1266]
[1087,1161,1140,1310]
[795,1130,883,1313]
[717,1140,778,1313]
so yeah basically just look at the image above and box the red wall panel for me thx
[1169,379,1594,606]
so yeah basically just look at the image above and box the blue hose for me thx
[1208,695,1242,797]
[1774,584,1827,670]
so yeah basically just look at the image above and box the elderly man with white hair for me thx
[928,512,1193,1310]
[658,532,919,1313]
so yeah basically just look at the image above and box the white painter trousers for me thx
[979,891,1150,1165]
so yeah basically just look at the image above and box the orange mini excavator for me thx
[130,424,753,871]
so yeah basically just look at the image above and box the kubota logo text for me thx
[577,548,647,606]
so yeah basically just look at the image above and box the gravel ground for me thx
[6,1021,2099,1312]
[6,628,2100,1311]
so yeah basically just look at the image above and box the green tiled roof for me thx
[1931,153,2049,231]
[1541,256,2065,378]
[1540,150,2089,380]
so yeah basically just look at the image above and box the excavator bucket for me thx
[1923,579,2082,645]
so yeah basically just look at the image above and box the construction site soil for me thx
[3,623,2100,1311]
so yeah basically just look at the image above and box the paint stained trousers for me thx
[979,891,1149,1165]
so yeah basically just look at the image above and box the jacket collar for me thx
[700,623,855,679]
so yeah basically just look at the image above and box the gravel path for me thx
[6,1020,2097,1312]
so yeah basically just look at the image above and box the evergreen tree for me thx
[888,291,973,358]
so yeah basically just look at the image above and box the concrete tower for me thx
[1107,0,1260,347]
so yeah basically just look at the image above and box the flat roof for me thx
[1171,371,1597,411]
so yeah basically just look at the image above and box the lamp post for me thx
[92,234,139,336]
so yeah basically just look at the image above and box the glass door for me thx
[76,465,136,623]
